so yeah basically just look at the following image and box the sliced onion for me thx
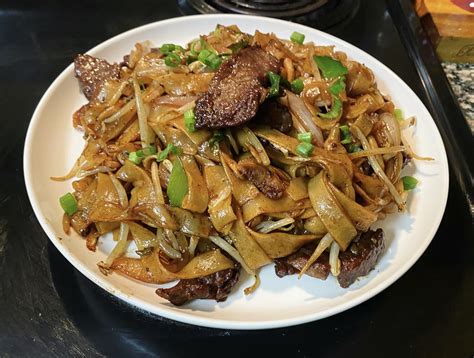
[255,217,295,234]
[164,229,180,251]
[286,91,324,147]
[188,236,199,257]
[243,127,270,166]
[156,227,182,259]
[208,235,259,295]
[98,222,130,274]
[329,240,341,277]
[298,233,333,278]
[225,129,239,155]
[380,112,401,146]
[108,173,128,208]
[352,125,406,210]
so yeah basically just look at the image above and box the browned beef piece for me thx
[337,228,385,288]
[155,268,240,306]
[74,54,120,101]
[274,245,331,280]
[254,99,292,133]
[194,46,280,129]
[237,157,288,199]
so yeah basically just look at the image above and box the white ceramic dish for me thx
[23,14,449,330]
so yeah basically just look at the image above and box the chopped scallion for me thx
[267,71,281,98]
[129,151,143,165]
[339,125,352,144]
[402,176,418,190]
[394,108,404,121]
[347,143,362,153]
[60,192,78,216]
[296,142,314,157]
[329,77,346,96]
[290,31,305,44]
[318,96,343,119]
[297,132,312,143]
[159,43,176,54]
[165,53,181,67]
[167,158,189,207]
[314,55,348,79]
[157,143,181,162]
[136,145,157,157]
[209,130,225,147]
[184,109,196,132]
[290,78,304,94]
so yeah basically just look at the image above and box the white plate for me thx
[23,14,449,330]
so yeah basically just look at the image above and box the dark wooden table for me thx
[0,0,472,356]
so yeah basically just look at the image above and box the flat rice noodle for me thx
[169,116,212,146]
[229,216,271,270]
[70,178,98,235]
[111,249,234,284]
[286,177,309,201]
[247,227,316,258]
[116,161,178,229]
[326,180,377,232]
[89,173,130,222]
[353,170,387,200]
[242,195,312,223]
[150,123,198,155]
[168,207,212,237]
[95,222,119,235]
[304,215,327,236]
[127,221,159,252]
[101,108,137,142]
[180,155,209,213]
[345,92,384,120]
[117,119,140,145]
[204,165,237,233]
[154,73,214,95]
[300,207,317,219]
[308,172,357,251]
[253,127,300,155]
[221,152,260,205]
[353,113,374,137]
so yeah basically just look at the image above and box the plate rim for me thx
[23,14,449,330]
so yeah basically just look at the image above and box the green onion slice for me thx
[184,109,196,132]
[290,78,304,94]
[167,158,189,207]
[290,31,305,45]
[339,125,352,144]
[394,108,404,121]
[329,77,346,96]
[157,143,181,162]
[296,142,314,157]
[267,71,281,98]
[165,53,181,67]
[347,143,362,153]
[159,43,176,55]
[318,96,343,119]
[402,176,418,191]
[129,151,143,165]
[60,192,78,216]
[314,55,348,79]
[297,132,312,143]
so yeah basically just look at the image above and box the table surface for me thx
[0,0,472,357]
